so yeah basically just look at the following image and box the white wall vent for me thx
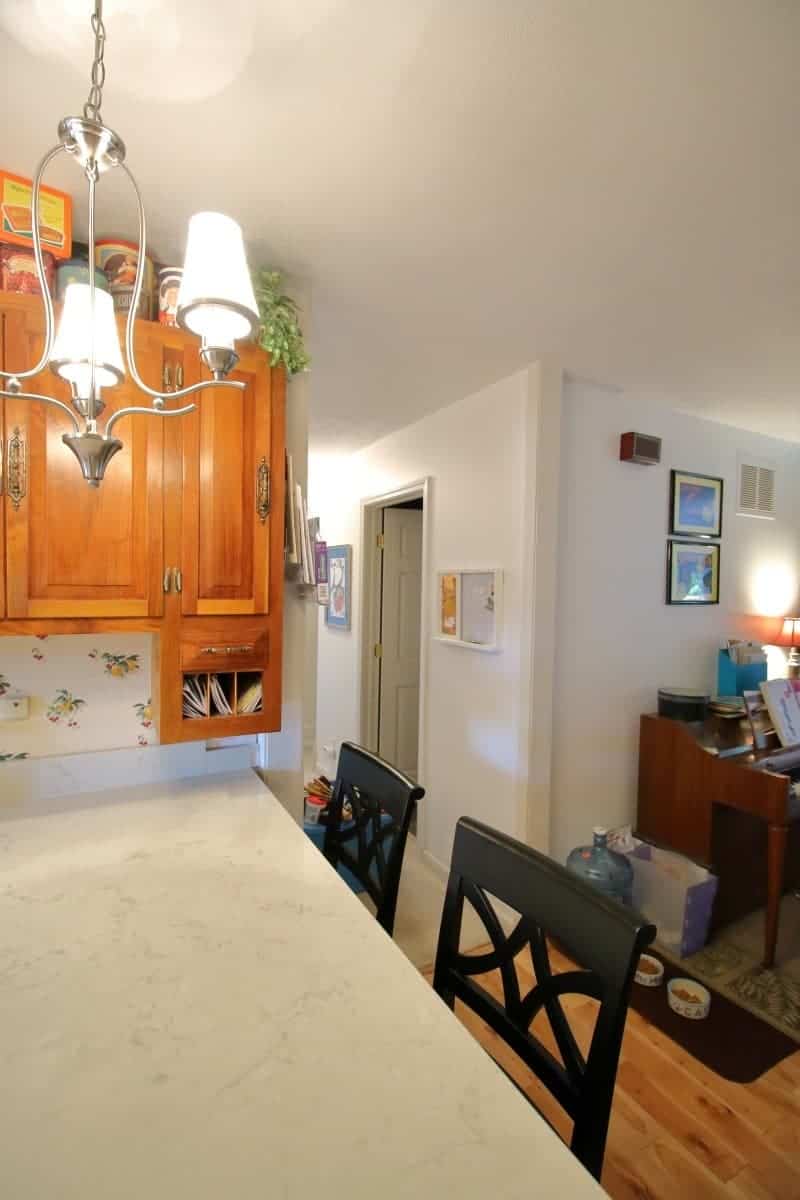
[737,456,777,519]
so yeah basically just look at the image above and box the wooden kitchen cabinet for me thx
[1,296,165,620]
[0,292,286,745]
[178,342,272,616]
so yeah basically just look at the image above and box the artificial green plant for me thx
[252,269,310,376]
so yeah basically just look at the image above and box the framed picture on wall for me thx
[325,545,352,630]
[438,572,459,639]
[669,470,724,539]
[666,540,720,605]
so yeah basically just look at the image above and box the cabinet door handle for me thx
[174,567,183,593]
[162,363,172,393]
[0,434,4,496]
[163,567,173,593]
[7,427,26,511]
[199,644,255,656]
[256,457,270,523]
[175,362,184,390]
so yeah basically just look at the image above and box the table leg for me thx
[765,823,789,968]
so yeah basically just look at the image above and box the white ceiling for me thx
[1,0,799,452]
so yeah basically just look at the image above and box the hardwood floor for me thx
[421,945,800,1198]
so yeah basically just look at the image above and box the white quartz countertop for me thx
[0,771,602,1198]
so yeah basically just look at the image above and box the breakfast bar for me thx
[0,771,602,1199]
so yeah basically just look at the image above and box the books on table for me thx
[759,679,800,747]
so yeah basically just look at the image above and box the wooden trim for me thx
[266,365,286,731]
[25,599,151,618]
[0,617,164,635]
[195,599,258,615]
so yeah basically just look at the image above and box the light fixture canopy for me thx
[0,0,258,484]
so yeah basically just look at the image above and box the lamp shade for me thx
[176,212,259,347]
[50,284,125,396]
[778,617,800,647]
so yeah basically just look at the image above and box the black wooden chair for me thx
[323,742,424,937]
[432,817,656,1181]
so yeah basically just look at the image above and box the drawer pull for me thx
[199,644,256,656]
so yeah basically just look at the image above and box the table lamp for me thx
[778,617,800,678]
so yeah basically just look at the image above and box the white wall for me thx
[550,377,800,861]
[310,366,556,870]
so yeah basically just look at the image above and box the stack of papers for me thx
[236,678,262,715]
[727,639,766,665]
[182,675,208,719]
[760,678,800,747]
[209,675,232,716]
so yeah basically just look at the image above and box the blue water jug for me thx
[566,827,633,906]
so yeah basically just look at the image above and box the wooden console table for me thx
[637,714,800,967]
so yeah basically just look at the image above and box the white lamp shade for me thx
[50,284,125,395]
[176,212,259,345]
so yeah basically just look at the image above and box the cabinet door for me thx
[2,304,164,619]
[180,344,271,615]
[0,313,6,618]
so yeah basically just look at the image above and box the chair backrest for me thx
[432,817,656,1180]
[323,742,424,936]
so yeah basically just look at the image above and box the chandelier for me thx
[0,0,259,486]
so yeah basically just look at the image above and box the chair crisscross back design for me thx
[336,781,395,908]
[323,742,424,936]
[433,818,656,1180]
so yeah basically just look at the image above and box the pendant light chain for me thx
[0,0,256,485]
[83,0,107,124]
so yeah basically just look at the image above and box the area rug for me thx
[621,896,800,1082]
[629,953,796,1082]
[657,895,800,1045]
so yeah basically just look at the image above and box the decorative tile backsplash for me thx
[0,634,155,760]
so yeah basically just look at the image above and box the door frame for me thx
[359,477,431,845]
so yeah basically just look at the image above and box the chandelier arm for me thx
[159,378,246,406]
[0,144,66,384]
[118,161,168,403]
[0,389,80,434]
[105,402,198,439]
[118,164,248,404]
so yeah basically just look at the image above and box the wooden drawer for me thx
[180,621,269,671]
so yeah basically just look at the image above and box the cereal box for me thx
[0,170,72,260]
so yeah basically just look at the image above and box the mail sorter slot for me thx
[182,672,263,720]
